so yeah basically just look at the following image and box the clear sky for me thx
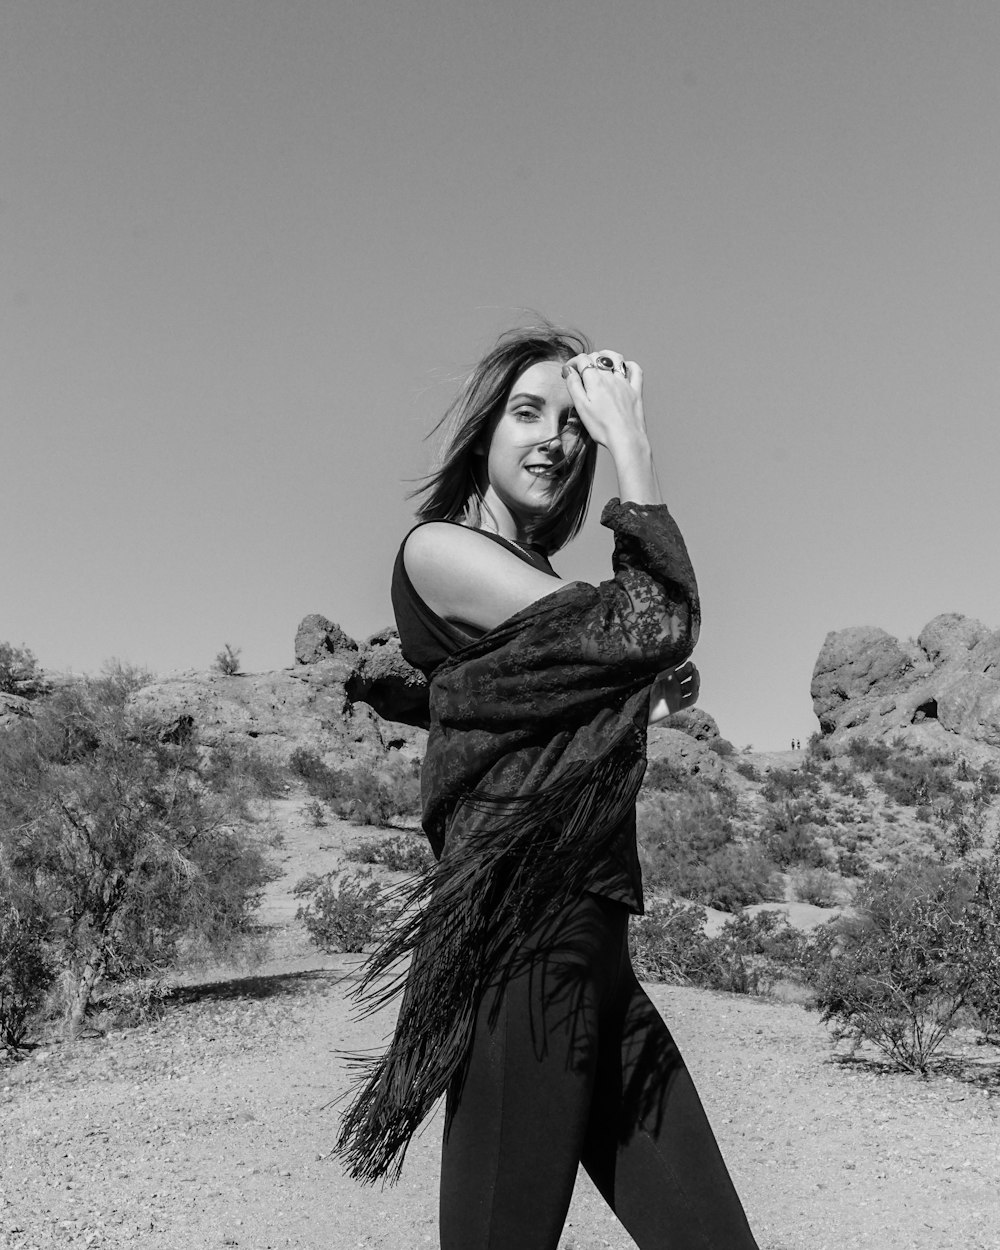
[3,1,999,750]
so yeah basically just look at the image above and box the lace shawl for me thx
[335,498,700,1183]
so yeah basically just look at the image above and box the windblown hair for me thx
[411,324,598,554]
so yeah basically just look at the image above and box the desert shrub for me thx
[807,733,834,762]
[734,760,761,782]
[708,737,735,757]
[762,805,827,869]
[761,767,819,804]
[718,909,810,972]
[295,870,397,953]
[303,799,327,828]
[213,644,242,676]
[349,834,432,873]
[0,673,278,1037]
[961,855,1000,1041]
[641,757,688,792]
[802,861,998,1073]
[0,642,48,700]
[877,754,954,808]
[637,789,778,911]
[826,766,867,802]
[92,976,170,1030]
[630,903,807,995]
[845,738,892,772]
[202,742,288,800]
[628,899,715,984]
[289,750,420,826]
[836,847,866,877]
[789,867,842,906]
[0,907,54,1050]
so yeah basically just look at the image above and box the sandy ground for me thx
[2,803,998,1250]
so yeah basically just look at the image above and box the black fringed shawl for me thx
[335,498,700,1184]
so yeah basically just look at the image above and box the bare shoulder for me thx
[403,520,491,565]
[403,523,568,633]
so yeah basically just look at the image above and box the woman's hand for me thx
[648,660,700,724]
[562,350,660,505]
[561,350,645,452]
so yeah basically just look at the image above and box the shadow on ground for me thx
[829,1051,1000,1090]
[165,964,365,1008]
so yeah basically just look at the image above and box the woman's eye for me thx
[513,408,540,421]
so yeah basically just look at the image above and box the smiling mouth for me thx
[525,464,559,479]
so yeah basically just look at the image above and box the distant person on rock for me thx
[335,324,760,1250]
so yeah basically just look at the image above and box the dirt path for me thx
[2,805,998,1250]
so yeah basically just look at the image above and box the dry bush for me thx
[289,749,420,826]
[348,834,432,873]
[0,670,279,1038]
[294,870,398,953]
[803,859,1000,1072]
[637,787,779,912]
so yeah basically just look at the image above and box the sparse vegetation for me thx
[0,642,47,699]
[629,901,807,996]
[303,799,327,828]
[214,644,242,676]
[637,785,779,911]
[288,749,420,826]
[294,869,397,953]
[348,834,432,873]
[0,668,279,1039]
[802,858,1000,1072]
[0,907,54,1049]
[202,741,289,803]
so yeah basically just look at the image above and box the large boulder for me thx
[345,629,429,727]
[294,614,358,664]
[917,613,992,663]
[646,725,723,779]
[662,708,720,743]
[811,613,1000,750]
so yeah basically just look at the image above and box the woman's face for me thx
[479,360,583,533]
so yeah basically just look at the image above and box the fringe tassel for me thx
[333,725,646,1185]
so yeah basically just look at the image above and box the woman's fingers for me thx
[591,349,628,376]
[623,360,642,393]
[660,662,700,712]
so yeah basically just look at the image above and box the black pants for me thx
[439,894,760,1250]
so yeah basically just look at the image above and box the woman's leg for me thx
[439,896,617,1250]
[580,953,760,1250]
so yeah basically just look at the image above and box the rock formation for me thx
[345,628,429,728]
[293,614,358,665]
[130,618,427,766]
[811,612,1000,750]
[646,722,724,779]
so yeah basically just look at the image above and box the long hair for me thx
[411,324,598,554]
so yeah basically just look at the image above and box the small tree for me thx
[804,862,990,1073]
[0,906,54,1050]
[0,642,47,699]
[0,671,277,1037]
[214,644,242,676]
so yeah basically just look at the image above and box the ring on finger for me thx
[593,354,627,375]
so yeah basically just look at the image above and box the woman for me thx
[337,325,760,1250]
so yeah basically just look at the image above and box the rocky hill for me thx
[128,614,428,768]
[811,611,1000,759]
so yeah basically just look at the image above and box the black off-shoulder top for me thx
[390,521,644,914]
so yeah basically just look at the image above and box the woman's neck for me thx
[470,489,533,545]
